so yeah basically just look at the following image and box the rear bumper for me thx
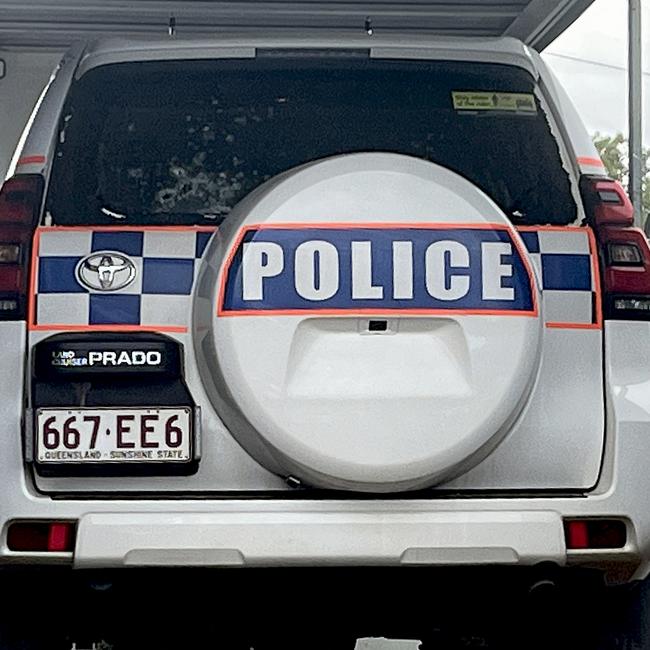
[73,509,563,569]
[0,496,643,580]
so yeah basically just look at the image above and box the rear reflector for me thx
[564,519,627,550]
[7,521,75,552]
[47,522,75,552]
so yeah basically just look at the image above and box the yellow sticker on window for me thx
[452,91,537,114]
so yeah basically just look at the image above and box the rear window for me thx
[47,57,577,226]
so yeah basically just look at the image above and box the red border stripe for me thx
[35,225,218,232]
[29,324,188,333]
[17,155,46,166]
[577,156,605,168]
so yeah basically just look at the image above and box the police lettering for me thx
[222,226,535,314]
[241,239,513,302]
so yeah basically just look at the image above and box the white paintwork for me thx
[446,327,605,490]
[9,43,83,182]
[196,153,542,491]
[73,510,564,568]
[1,318,650,580]
[29,327,288,492]
[0,50,62,181]
[19,36,607,493]
[75,35,538,78]
[7,35,650,585]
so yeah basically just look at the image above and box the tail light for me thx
[580,175,650,320]
[0,174,44,320]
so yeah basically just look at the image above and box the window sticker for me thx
[452,91,537,114]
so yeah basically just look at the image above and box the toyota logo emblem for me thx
[75,252,137,291]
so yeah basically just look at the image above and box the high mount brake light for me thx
[0,174,44,320]
[581,175,650,320]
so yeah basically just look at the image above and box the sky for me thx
[542,0,650,145]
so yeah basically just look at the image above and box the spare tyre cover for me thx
[194,153,542,492]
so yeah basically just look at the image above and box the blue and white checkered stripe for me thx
[35,229,214,328]
[34,226,598,329]
[519,228,597,326]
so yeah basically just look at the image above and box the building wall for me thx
[0,50,64,180]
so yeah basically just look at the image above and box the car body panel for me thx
[3,35,644,580]
[0,319,648,577]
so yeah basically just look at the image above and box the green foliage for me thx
[592,132,649,219]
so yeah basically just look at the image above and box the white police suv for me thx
[1,35,649,590]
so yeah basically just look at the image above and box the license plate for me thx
[35,407,192,464]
